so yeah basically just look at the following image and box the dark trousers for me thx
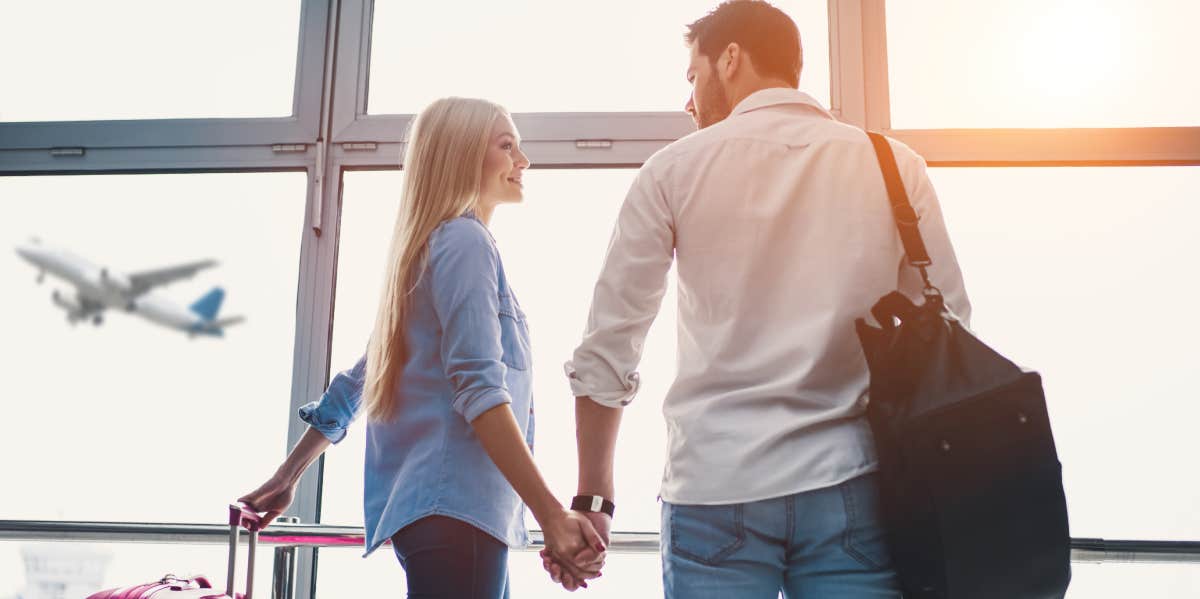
[391,515,510,599]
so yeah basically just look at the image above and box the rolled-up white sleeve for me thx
[565,162,676,407]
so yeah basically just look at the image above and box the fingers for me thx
[541,548,593,591]
[555,556,600,586]
[576,517,607,555]
[261,510,282,528]
[540,549,559,582]
[570,547,605,573]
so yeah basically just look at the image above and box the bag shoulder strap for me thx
[867,131,931,267]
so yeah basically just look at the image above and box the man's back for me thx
[567,88,970,504]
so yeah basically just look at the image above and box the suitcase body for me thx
[87,504,262,599]
[86,575,231,599]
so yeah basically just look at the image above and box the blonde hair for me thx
[364,97,508,422]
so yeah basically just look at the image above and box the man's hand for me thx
[542,511,612,591]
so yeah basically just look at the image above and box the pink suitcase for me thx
[87,504,265,599]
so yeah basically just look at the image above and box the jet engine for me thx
[51,289,84,322]
[51,289,80,313]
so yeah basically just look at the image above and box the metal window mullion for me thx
[334,112,692,145]
[287,1,353,597]
[889,127,1200,167]
[293,0,334,140]
[860,0,890,131]
[828,0,889,130]
[285,161,343,599]
[329,112,691,169]
[0,119,316,176]
[328,0,370,141]
[828,0,864,126]
[0,144,314,174]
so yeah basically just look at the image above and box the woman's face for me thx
[479,114,529,207]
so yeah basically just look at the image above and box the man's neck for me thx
[726,79,797,113]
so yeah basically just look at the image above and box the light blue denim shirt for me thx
[299,213,534,555]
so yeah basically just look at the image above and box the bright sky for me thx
[2,1,1198,598]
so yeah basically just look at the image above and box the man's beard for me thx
[697,78,733,129]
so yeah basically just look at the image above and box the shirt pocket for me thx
[497,293,531,371]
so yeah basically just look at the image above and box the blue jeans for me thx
[661,472,901,598]
[391,515,510,599]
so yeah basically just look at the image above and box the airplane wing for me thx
[127,260,218,296]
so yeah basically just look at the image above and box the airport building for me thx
[1,1,1197,597]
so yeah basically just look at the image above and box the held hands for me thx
[236,473,296,528]
[541,511,612,591]
[538,509,609,591]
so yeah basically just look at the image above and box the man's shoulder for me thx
[639,113,929,184]
[652,112,919,160]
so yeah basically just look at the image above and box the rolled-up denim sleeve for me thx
[298,354,366,444]
[429,219,513,423]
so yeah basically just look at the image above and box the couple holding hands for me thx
[240,1,969,597]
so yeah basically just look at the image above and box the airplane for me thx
[14,239,245,337]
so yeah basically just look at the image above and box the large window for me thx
[885,0,1200,129]
[0,172,305,597]
[0,1,301,121]
[3,2,1198,598]
[367,1,830,114]
[930,166,1200,541]
[0,173,305,523]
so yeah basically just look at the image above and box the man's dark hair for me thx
[685,0,802,88]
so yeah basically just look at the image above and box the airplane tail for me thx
[212,315,245,329]
[189,287,225,322]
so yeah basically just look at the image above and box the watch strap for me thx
[570,495,615,517]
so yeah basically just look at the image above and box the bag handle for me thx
[866,132,939,296]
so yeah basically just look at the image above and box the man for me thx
[549,1,970,596]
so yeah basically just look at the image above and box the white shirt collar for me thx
[729,87,833,119]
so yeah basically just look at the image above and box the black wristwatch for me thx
[571,495,616,518]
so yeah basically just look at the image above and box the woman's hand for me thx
[538,508,607,590]
[238,427,331,527]
[237,474,296,528]
[542,511,611,591]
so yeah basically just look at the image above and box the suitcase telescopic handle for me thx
[227,503,264,599]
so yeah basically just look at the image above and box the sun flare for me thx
[1019,2,1124,102]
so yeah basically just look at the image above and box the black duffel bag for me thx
[855,132,1071,598]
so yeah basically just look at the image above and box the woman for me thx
[239,97,604,598]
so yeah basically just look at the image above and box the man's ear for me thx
[721,42,742,80]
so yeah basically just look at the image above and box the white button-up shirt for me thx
[566,88,970,505]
